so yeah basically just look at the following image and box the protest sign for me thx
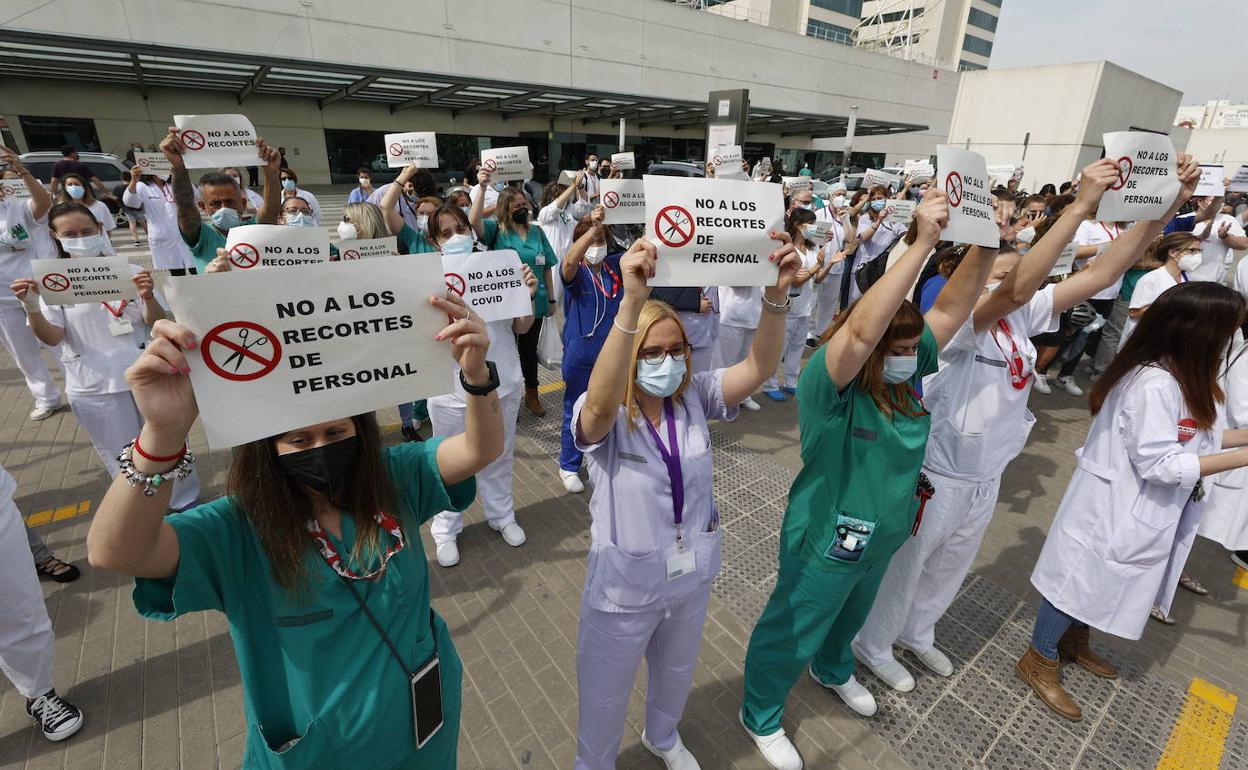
[1195,164,1225,197]
[709,145,748,180]
[885,199,916,225]
[173,114,260,169]
[384,132,438,169]
[1229,165,1248,193]
[440,249,531,323]
[557,169,579,185]
[783,177,812,194]
[936,145,998,248]
[707,124,736,151]
[337,237,398,261]
[806,220,834,246]
[601,179,646,225]
[164,256,453,447]
[643,175,784,287]
[0,179,31,200]
[480,146,531,182]
[30,257,135,305]
[224,224,330,270]
[987,164,1020,188]
[611,152,636,171]
[904,159,934,182]
[865,169,901,190]
[1049,242,1078,278]
[1096,132,1180,222]
[132,152,173,177]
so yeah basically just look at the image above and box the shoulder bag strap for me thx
[341,577,411,674]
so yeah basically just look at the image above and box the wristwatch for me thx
[459,361,500,396]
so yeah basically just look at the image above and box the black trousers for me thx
[168,267,198,277]
[516,315,544,390]
[1058,297,1115,377]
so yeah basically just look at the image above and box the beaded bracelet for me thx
[761,293,792,315]
[117,441,196,496]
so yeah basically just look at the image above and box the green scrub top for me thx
[783,324,939,571]
[398,224,438,255]
[133,438,476,769]
[482,219,555,318]
[184,219,256,272]
[1119,266,1149,302]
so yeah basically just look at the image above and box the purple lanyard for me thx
[643,398,686,546]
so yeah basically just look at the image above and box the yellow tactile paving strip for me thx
[1234,567,1248,590]
[25,499,91,527]
[1156,678,1238,770]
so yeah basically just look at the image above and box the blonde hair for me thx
[342,202,387,240]
[625,300,693,429]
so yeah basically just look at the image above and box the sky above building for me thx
[991,0,1246,105]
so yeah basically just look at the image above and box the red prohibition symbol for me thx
[202,321,282,382]
[42,273,70,292]
[180,130,206,151]
[1111,156,1133,191]
[482,158,497,173]
[602,190,620,208]
[445,273,466,297]
[945,172,964,208]
[137,156,151,168]
[228,243,261,269]
[343,250,361,260]
[654,205,695,248]
[388,143,404,157]
[712,155,723,166]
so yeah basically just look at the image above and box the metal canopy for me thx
[0,29,927,139]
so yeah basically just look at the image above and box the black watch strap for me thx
[459,360,500,396]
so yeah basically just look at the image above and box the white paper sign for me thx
[904,160,935,182]
[557,169,579,186]
[1229,165,1248,193]
[709,145,748,180]
[1195,164,1226,197]
[1049,242,1078,278]
[601,179,646,225]
[0,179,31,199]
[936,146,998,248]
[987,164,1016,188]
[1096,132,1180,222]
[30,257,135,305]
[224,224,331,270]
[806,221,834,245]
[611,152,635,171]
[480,146,532,183]
[132,152,173,177]
[643,175,785,287]
[885,199,916,225]
[782,177,813,195]
[164,256,453,447]
[440,249,532,323]
[384,132,438,169]
[707,124,736,150]
[865,169,902,190]
[337,237,398,261]
[173,114,260,169]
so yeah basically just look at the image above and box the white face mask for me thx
[584,244,607,264]
[60,233,107,258]
[441,233,474,255]
[1016,226,1037,244]
[416,214,429,234]
[337,221,358,241]
[832,195,846,209]
[1177,253,1202,273]
[358,177,370,186]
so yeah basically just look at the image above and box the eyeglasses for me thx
[639,343,691,365]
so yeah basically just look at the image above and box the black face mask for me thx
[511,208,530,225]
[277,435,359,505]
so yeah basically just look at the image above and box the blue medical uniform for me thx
[560,254,625,472]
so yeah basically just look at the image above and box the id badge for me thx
[109,318,135,337]
[667,549,696,581]
[825,515,875,563]
[535,254,547,266]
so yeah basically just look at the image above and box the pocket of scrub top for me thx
[693,528,723,583]
[824,514,876,563]
[1107,494,1178,567]
[591,543,666,610]
[248,718,329,769]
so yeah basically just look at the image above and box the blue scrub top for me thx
[562,253,625,369]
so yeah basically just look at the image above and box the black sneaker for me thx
[1232,551,1248,572]
[400,424,423,443]
[26,691,83,741]
[805,338,819,349]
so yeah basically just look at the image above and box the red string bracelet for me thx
[132,436,187,464]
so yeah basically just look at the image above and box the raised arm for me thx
[821,190,947,388]
[470,167,489,240]
[2,148,51,220]
[432,294,505,484]
[925,243,997,349]
[971,159,1118,331]
[562,205,603,283]
[11,281,65,346]
[1053,154,1201,314]
[133,271,167,327]
[722,236,802,405]
[381,166,419,236]
[254,139,281,226]
[160,127,203,243]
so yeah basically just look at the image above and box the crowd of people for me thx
[1,126,1247,770]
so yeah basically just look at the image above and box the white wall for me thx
[1179,128,1248,169]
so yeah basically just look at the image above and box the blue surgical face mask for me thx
[416,214,429,234]
[64,184,85,200]
[882,355,917,384]
[284,211,313,227]
[802,225,820,242]
[281,178,296,191]
[909,186,923,198]
[440,232,474,255]
[799,203,813,211]
[210,206,242,231]
[870,199,887,212]
[636,355,687,397]
[493,181,506,192]
[460,206,471,218]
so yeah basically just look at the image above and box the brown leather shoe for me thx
[1016,646,1082,721]
[1058,626,1118,679]
[524,387,546,417]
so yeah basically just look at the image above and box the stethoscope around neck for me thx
[580,259,618,339]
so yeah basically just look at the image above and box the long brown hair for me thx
[226,413,397,596]
[1147,231,1199,265]
[495,186,528,235]
[1090,282,1246,429]
[820,299,926,419]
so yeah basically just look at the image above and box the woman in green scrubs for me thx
[86,296,504,769]
[739,191,1000,770]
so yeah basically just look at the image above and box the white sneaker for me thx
[738,711,802,770]
[499,522,526,547]
[741,396,762,412]
[808,667,877,716]
[28,404,61,421]
[1032,374,1051,394]
[1055,375,1084,396]
[559,469,585,494]
[852,647,915,692]
[898,642,954,677]
[641,731,701,770]
[435,541,460,568]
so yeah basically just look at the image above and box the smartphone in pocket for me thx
[410,655,444,750]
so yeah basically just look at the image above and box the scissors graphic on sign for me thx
[220,328,269,372]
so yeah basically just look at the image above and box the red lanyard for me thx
[905,384,930,417]
[589,262,620,299]
[989,318,1031,389]
[1099,223,1120,241]
[101,300,128,319]
[306,510,406,580]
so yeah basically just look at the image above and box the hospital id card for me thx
[667,550,696,580]
[109,318,135,337]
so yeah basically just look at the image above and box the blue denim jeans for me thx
[1030,598,1085,660]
